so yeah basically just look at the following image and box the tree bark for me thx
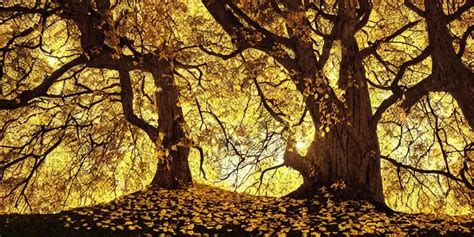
[148,59,192,189]
[285,66,384,202]
[57,0,193,189]
[424,0,474,128]
[402,0,474,128]
[203,0,384,202]
[285,122,383,203]
[284,0,383,202]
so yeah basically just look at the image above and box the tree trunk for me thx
[55,0,193,189]
[285,123,383,203]
[284,69,384,203]
[423,0,474,128]
[284,0,383,203]
[148,59,192,189]
[202,0,384,202]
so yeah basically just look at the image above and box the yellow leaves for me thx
[244,226,255,232]
[286,12,305,28]
[158,48,176,60]
[154,87,163,94]
[104,30,120,48]
[54,184,473,235]
[319,212,333,222]
[144,221,153,228]
[389,105,408,124]
[101,219,111,224]
[330,180,347,190]
[318,226,327,232]
[170,144,178,151]
[76,210,93,215]
[157,149,169,158]
[191,216,203,224]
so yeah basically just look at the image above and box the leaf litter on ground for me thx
[0,184,473,236]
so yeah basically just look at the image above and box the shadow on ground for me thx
[1,184,473,236]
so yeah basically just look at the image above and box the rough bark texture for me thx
[284,0,383,203]
[285,62,384,202]
[203,0,384,202]
[149,59,192,189]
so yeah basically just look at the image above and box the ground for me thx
[0,184,473,236]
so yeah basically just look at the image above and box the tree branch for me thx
[447,1,474,22]
[117,60,158,140]
[382,155,473,190]
[0,55,87,110]
[404,0,425,17]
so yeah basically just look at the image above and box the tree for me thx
[201,0,473,203]
[0,0,202,209]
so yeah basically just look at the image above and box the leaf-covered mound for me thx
[1,184,473,236]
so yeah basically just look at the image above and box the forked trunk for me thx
[285,0,383,203]
[423,0,474,128]
[202,0,384,201]
[402,0,474,128]
[148,59,192,189]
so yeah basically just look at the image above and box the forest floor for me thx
[0,184,473,236]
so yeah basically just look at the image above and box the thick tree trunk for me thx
[203,0,384,202]
[449,80,474,128]
[285,124,383,203]
[148,59,192,189]
[284,0,383,203]
[424,0,474,128]
[285,71,384,203]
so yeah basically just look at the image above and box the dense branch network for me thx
[201,0,473,201]
[0,0,472,213]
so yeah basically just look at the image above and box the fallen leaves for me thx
[5,184,472,235]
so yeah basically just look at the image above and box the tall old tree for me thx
[55,0,194,188]
[0,0,198,208]
[202,0,473,202]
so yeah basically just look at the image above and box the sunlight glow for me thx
[295,141,306,152]
[46,56,59,67]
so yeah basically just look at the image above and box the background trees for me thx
[0,0,472,215]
